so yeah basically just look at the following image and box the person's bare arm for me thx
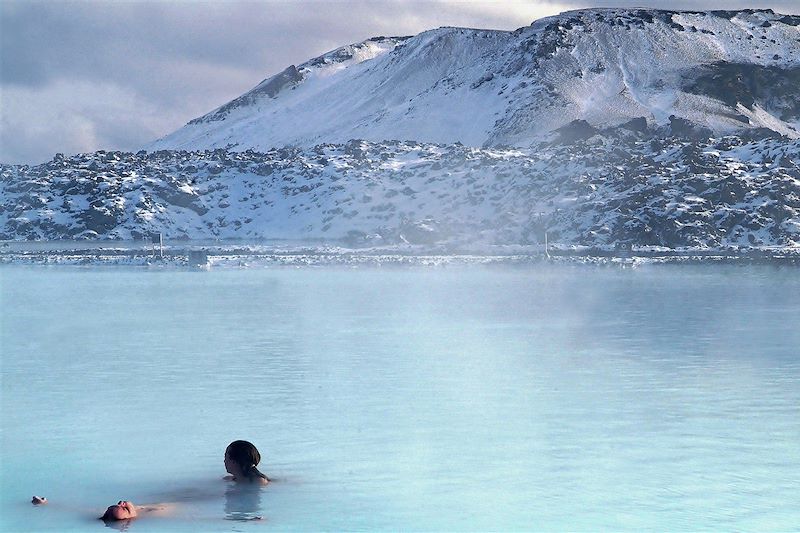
[136,502,176,516]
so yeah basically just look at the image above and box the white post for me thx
[544,231,551,259]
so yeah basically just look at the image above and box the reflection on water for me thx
[101,518,132,532]
[224,484,264,522]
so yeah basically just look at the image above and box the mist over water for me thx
[2,265,799,531]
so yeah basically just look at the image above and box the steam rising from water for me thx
[2,265,798,531]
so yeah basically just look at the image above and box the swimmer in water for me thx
[32,442,267,521]
[100,500,173,522]
[30,496,171,523]
[224,440,270,485]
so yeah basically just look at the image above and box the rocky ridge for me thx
[150,8,800,152]
[3,129,799,249]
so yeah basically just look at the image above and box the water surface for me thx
[2,265,799,531]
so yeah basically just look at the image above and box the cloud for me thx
[1,0,799,163]
[1,79,175,164]
[2,1,560,92]
[1,0,572,163]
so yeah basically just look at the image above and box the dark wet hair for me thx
[226,440,269,482]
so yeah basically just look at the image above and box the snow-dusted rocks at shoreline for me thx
[2,132,799,249]
[3,241,798,268]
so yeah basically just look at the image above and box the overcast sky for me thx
[2,0,798,164]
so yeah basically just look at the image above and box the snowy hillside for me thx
[149,8,800,152]
[3,8,800,251]
[4,129,799,249]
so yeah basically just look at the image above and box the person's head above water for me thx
[224,440,269,484]
[101,500,138,521]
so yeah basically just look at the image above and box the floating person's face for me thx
[102,501,137,521]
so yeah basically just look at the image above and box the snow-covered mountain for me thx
[4,130,799,249]
[3,8,800,251]
[150,8,800,152]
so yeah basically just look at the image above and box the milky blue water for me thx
[2,265,799,532]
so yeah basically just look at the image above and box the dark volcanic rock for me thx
[669,116,713,140]
[2,135,799,249]
[555,120,599,143]
[684,62,800,121]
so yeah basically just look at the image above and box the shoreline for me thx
[2,242,799,267]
